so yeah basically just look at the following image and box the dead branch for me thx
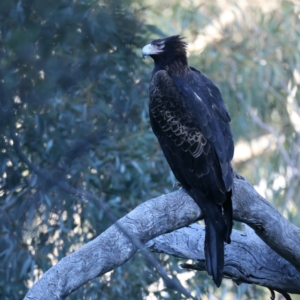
[24,176,300,299]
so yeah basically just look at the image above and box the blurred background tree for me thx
[0,0,299,299]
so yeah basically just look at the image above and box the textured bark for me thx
[24,176,300,299]
[146,224,300,294]
[233,175,300,272]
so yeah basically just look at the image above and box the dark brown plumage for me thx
[142,35,234,287]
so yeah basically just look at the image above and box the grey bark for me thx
[24,176,300,299]
[146,224,300,294]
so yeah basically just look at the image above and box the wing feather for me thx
[170,68,234,191]
[149,70,231,200]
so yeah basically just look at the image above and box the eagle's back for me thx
[149,69,233,205]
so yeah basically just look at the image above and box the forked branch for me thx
[24,175,300,299]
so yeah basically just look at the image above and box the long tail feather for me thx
[188,188,230,286]
[204,218,224,287]
[222,189,233,243]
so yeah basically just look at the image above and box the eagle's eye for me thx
[156,43,164,50]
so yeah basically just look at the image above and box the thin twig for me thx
[247,108,292,167]
[0,183,29,212]
[237,92,292,168]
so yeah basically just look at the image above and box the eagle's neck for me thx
[151,54,188,78]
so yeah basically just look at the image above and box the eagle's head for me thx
[142,35,188,75]
[142,35,187,59]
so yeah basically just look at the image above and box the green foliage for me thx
[1,0,300,299]
[0,0,173,299]
[143,0,300,299]
[188,2,300,226]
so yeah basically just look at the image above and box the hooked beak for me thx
[142,43,163,59]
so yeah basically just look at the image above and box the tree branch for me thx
[24,190,200,300]
[146,223,300,294]
[232,175,300,272]
[11,133,195,300]
[24,175,300,299]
